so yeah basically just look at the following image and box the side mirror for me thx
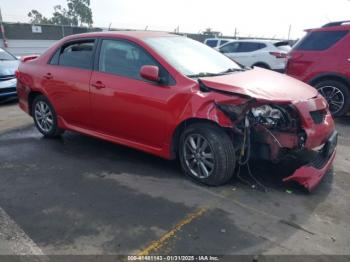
[140,65,160,82]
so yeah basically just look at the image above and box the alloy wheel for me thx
[34,101,54,133]
[183,134,215,178]
[318,85,345,115]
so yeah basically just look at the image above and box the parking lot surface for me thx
[0,103,350,256]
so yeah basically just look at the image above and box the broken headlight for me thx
[250,105,284,128]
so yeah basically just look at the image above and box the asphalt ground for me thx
[0,102,349,259]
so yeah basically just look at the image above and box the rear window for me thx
[294,31,348,51]
[205,40,218,47]
[58,40,95,69]
[274,41,291,52]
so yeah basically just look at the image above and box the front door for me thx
[90,39,175,148]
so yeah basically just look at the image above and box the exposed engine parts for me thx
[249,104,299,131]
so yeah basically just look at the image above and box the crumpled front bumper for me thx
[283,131,338,191]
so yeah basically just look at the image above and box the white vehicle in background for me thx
[217,39,291,72]
[204,38,235,48]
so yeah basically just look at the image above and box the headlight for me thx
[251,105,282,119]
[250,105,284,128]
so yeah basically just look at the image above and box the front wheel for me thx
[32,95,65,138]
[314,80,350,117]
[179,123,236,186]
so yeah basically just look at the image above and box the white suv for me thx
[217,40,291,72]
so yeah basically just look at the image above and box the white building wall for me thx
[0,39,58,56]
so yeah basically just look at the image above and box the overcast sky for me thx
[1,0,349,39]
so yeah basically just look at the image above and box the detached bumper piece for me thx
[283,131,338,192]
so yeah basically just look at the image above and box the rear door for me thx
[44,39,96,129]
[90,38,175,148]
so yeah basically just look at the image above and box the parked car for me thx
[0,48,19,101]
[204,38,235,48]
[16,32,336,191]
[218,39,291,72]
[286,20,350,117]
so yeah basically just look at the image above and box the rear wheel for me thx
[314,80,350,117]
[32,95,64,138]
[179,123,236,186]
[253,63,270,69]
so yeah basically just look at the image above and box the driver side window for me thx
[98,39,158,80]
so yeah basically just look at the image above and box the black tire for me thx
[253,63,270,69]
[32,95,65,138]
[179,123,236,186]
[314,80,350,117]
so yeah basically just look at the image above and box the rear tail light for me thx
[269,52,287,59]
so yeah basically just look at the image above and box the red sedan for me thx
[16,31,337,191]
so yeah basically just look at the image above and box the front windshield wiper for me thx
[218,68,246,74]
[187,68,248,78]
[187,72,222,78]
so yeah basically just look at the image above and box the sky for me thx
[0,0,350,39]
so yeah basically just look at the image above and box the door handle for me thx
[43,73,53,80]
[92,81,106,89]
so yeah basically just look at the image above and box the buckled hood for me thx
[200,68,318,102]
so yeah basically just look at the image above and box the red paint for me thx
[286,24,350,87]
[16,31,336,190]
[140,65,160,82]
[283,150,336,192]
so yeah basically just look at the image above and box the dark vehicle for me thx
[0,48,19,101]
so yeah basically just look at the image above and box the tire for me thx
[32,95,65,138]
[253,63,270,69]
[314,80,350,117]
[179,123,236,186]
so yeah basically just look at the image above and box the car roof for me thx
[205,38,235,41]
[63,30,176,41]
[307,21,350,32]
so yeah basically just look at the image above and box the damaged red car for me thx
[16,31,337,191]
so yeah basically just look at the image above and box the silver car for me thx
[0,48,19,101]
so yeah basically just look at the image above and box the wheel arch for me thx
[308,73,350,89]
[170,118,230,160]
[252,62,271,69]
[28,91,45,116]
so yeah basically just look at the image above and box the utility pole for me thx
[0,8,8,48]
[287,24,292,40]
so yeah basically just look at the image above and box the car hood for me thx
[0,60,19,76]
[200,68,317,102]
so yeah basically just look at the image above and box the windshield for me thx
[145,36,241,77]
[0,48,16,61]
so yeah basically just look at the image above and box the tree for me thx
[51,5,75,26]
[27,0,93,27]
[67,0,93,26]
[27,10,52,24]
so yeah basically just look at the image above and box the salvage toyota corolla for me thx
[16,31,337,191]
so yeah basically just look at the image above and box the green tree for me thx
[51,5,75,26]
[27,0,93,27]
[67,0,93,26]
[27,10,52,24]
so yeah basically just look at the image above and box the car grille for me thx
[310,110,327,124]
[0,75,15,82]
